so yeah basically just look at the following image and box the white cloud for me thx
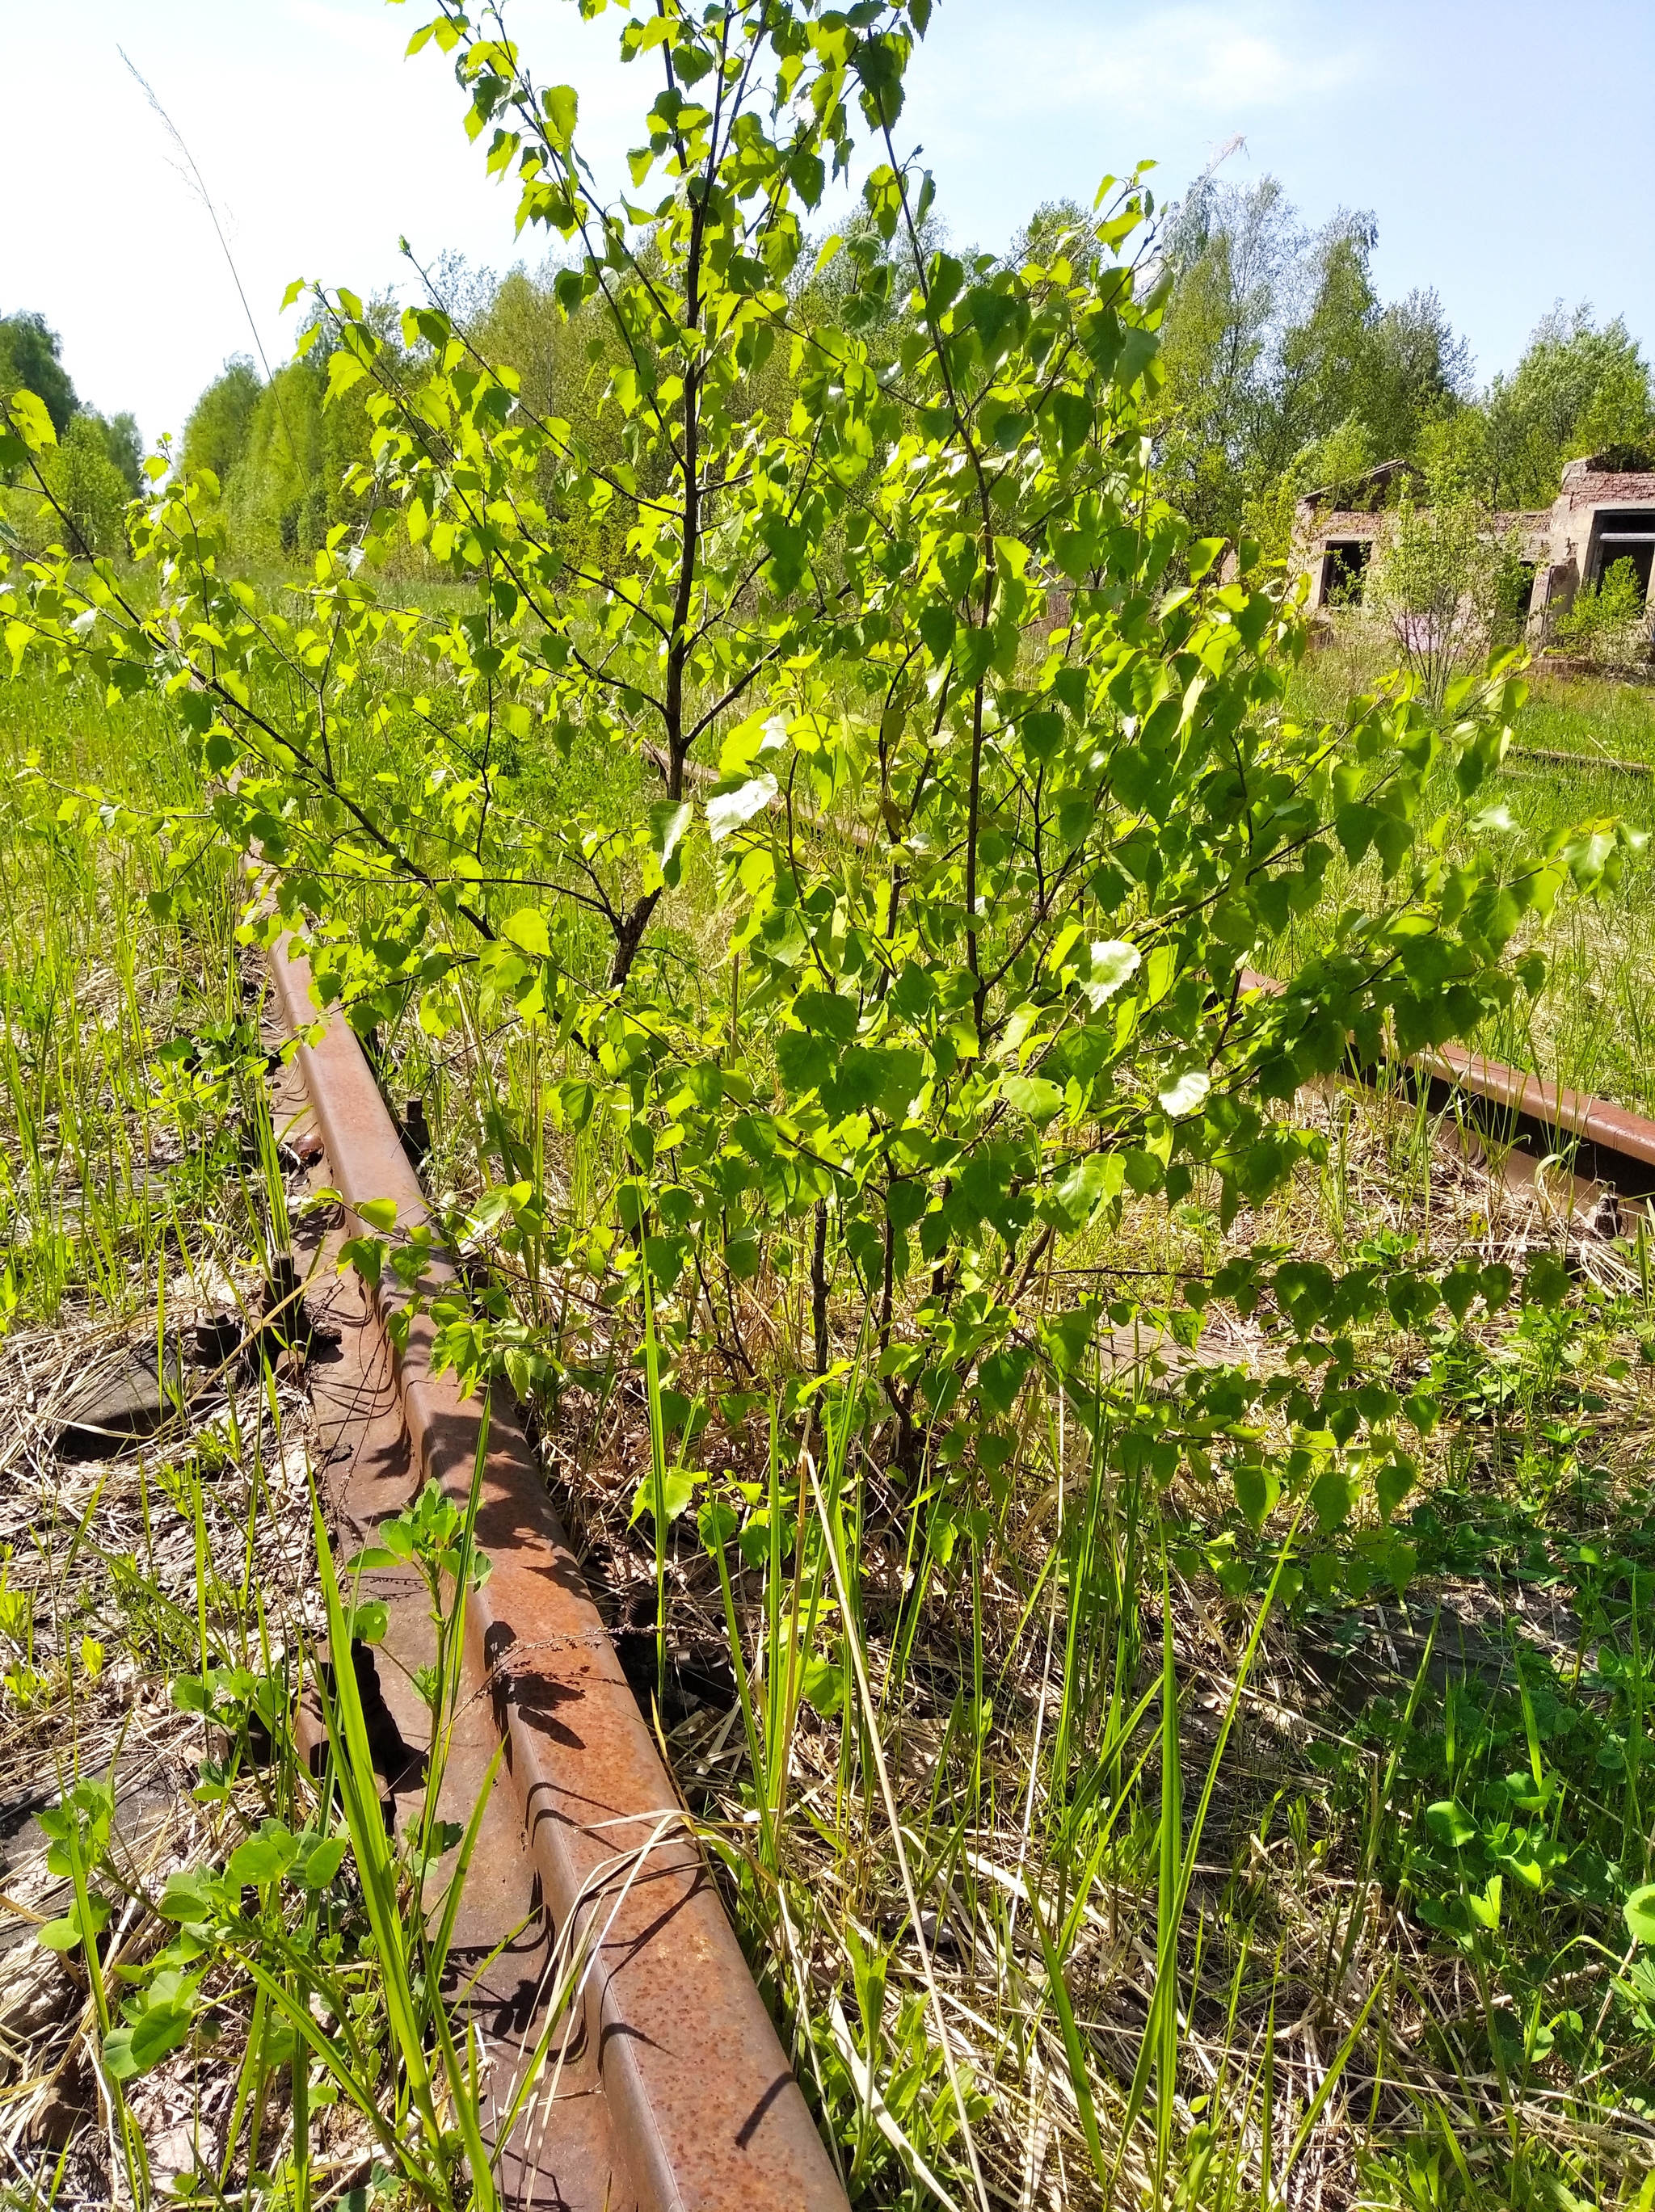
[280,0,399,57]
[891,0,1371,251]
[914,1,1367,129]
[1103,10,1366,111]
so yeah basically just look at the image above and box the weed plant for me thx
[394,978,1655,2211]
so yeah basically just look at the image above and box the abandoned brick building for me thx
[1293,456,1655,632]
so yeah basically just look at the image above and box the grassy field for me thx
[1291,642,1655,1115]
[4,637,1655,2212]
[1494,671,1655,1112]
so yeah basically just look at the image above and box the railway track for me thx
[1239,969,1655,1230]
[261,942,1655,2211]
[1413,1041,1655,1222]
[265,943,848,2212]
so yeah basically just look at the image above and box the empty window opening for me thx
[1588,512,1655,599]
[1320,539,1371,607]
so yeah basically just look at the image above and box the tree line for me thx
[1152,174,1654,554]
[6,171,1652,568]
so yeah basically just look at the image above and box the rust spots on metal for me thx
[1238,966,1655,1222]
[267,944,848,2212]
[1421,1043,1655,1203]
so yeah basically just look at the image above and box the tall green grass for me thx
[0,662,582,2207]
[1291,645,1655,1115]
[0,664,247,1331]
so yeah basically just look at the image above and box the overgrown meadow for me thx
[3,3,1655,2209]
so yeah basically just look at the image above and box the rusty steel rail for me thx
[1416,1041,1655,1208]
[267,944,848,2212]
[1240,968,1655,1219]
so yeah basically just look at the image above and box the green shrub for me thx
[5,0,1628,1558]
[0,309,78,437]
[1554,553,1651,667]
[1368,495,1525,707]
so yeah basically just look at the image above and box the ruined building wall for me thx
[1291,460,1655,633]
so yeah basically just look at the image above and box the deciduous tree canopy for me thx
[0,311,79,439]
[0,313,141,555]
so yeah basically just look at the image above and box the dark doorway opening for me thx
[1320,539,1371,607]
[1505,562,1538,629]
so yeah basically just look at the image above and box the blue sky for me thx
[5,0,1653,446]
